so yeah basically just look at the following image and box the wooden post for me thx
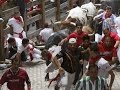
[41,0,45,28]
[68,0,73,10]
[0,18,5,61]
[78,0,84,6]
[55,0,60,21]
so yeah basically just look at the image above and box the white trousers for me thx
[13,31,26,39]
[58,71,75,90]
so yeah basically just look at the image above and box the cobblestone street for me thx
[0,62,120,90]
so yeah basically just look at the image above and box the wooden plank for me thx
[45,1,68,17]
[60,1,68,10]
[0,19,5,61]
[68,0,73,10]
[27,28,41,38]
[45,7,56,17]
[27,14,41,25]
[56,0,60,21]
[3,27,10,35]
[41,0,45,28]
[2,6,19,20]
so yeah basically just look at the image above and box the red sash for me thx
[14,30,24,39]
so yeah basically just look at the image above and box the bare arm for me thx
[108,70,115,89]
[59,38,67,46]
[52,56,64,76]
[114,40,120,48]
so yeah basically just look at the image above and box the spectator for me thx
[75,64,108,90]
[0,54,31,90]
[7,11,26,39]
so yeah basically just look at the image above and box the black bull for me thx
[45,29,68,49]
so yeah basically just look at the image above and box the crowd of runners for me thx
[0,0,120,90]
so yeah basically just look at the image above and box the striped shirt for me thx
[75,76,108,90]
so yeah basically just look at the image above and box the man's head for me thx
[103,28,110,36]
[105,6,112,17]
[68,38,77,51]
[82,35,90,48]
[76,23,83,34]
[11,55,20,69]
[41,49,51,60]
[8,37,16,46]
[103,36,113,48]
[44,22,49,28]
[88,64,98,79]
[89,43,99,58]
[22,38,29,47]
[14,11,20,17]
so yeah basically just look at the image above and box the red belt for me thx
[14,30,24,39]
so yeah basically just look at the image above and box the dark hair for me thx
[44,23,49,28]
[89,42,99,52]
[103,36,112,41]
[82,35,90,41]
[88,64,98,70]
[118,9,120,15]
[106,6,112,10]
[22,38,29,45]
[11,54,19,64]
[76,23,83,27]
[8,37,15,43]
[14,11,20,15]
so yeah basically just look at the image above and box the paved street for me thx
[0,62,120,90]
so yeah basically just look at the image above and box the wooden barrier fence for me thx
[0,0,75,61]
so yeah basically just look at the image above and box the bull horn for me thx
[88,32,95,36]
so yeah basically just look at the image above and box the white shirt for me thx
[17,44,33,54]
[39,28,53,42]
[7,16,24,33]
[86,58,112,79]
[115,16,120,30]
[97,58,112,79]
[8,37,22,48]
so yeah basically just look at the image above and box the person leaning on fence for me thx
[75,64,108,90]
[7,11,27,39]
[0,54,31,90]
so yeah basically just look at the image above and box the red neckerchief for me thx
[47,52,52,60]
[89,55,100,64]
[14,16,22,23]
[0,0,6,5]
[24,0,30,3]
[105,13,112,19]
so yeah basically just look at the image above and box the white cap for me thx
[68,38,77,44]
